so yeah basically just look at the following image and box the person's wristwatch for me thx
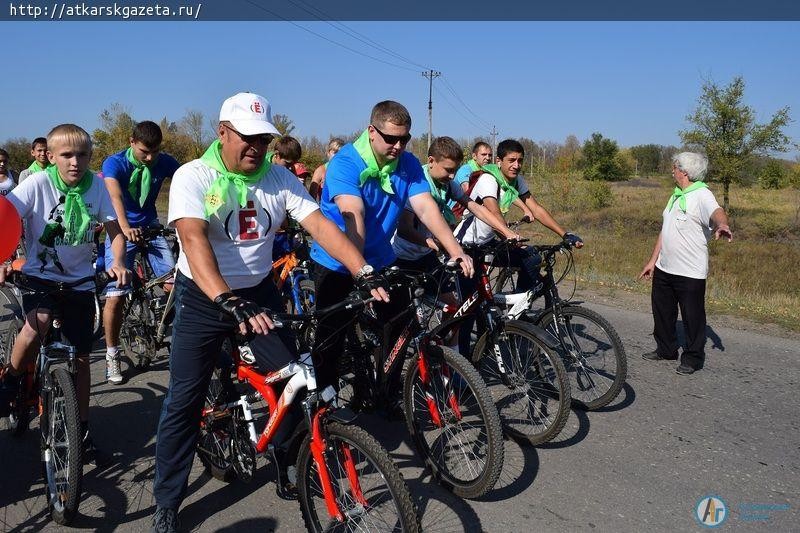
[354,264,375,281]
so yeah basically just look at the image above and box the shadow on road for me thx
[592,381,637,413]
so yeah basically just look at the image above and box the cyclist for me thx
[0,124,129,450]
[0,149,16,195]
[267,135,302,171]
[101,121,180,384]
[17,137,52,183]
[454,141,493,193]
[454,138,583,292]
[150,92,387,533]
[309,101,474,404]
[309,137,345,200]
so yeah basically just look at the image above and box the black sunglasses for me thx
[222,124,274,146]
[371,124,412,146]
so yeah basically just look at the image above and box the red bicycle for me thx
[196,295,421,533]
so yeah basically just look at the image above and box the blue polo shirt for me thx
[311,143,429,273]
[454,162,475,187]
[101,149,180,226]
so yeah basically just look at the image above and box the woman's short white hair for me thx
[672,152,708,182]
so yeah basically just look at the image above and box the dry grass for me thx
[520,174,800,330]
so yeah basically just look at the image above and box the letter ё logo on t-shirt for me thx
[237,200,260,240]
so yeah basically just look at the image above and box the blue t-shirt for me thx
[311,143,429,273]
[101,149,180,226]
[454,162,475,187]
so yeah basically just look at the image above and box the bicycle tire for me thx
[297,420,421,533]
[196,366,235,482]
[0,286,23,326]
[2,322,30,436]
[91,293,104,342]
[535,305,627,410]
[403,344,504,499]
[42,367,83,525]
[472,320,571,445]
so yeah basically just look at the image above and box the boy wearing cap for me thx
[150,92,387,532]
[101,121,180,384]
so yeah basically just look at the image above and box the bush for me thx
[758,159,787,189]
[585,181,614,209]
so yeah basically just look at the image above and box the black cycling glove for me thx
[354,272,390,295]
[563,232,583,248]
[215,292,262,324]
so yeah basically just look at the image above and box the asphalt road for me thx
[1,300,798,532]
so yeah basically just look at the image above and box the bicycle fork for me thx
[416,340,462,428]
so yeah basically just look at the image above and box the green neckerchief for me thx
[468,158,481,172]
[354,129,396,195]
[200,140,270,217]
[28,160,52,173]
[45,165,93,246]
[666,181,708,213]
[126,147,152,208]
[482,164,519,213]
[422,165,456,225]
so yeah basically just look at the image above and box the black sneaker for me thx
[151,506,179,533]
[675,364,696,375]
[641,351,677,361]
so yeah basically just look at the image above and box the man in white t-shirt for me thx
[453,138,583,291]
[639,152,732,375]
[151,92,387,533]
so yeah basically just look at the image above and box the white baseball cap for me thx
[219,92,280,136]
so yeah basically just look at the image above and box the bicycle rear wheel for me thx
[472,320,571,445]
[41,367,83,525]
[404,345,504,499]
[196,365,235,482]
[120,295,156,370]
[536,305,627,410]
[297,420,421,533]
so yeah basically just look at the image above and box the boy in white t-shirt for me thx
[639,152,732,375]
[0,124,129,446]
[0,149,16,194]
[453,138,583,292]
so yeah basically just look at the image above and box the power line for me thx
[433,85,491,133]
[440,75,492,130]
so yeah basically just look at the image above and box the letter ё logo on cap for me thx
[250,101,264,114]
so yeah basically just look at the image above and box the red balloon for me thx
[0,195,22,263]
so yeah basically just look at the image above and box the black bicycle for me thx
[491,240,628,410]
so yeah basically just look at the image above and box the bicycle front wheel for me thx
[41,367,83,525]
[297,421,421,533]
[2,321,29,435]
[536,305,627,410]
[472,320,571,445]
[404,345,504,499]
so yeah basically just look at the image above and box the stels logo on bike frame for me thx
[383,324,413,374]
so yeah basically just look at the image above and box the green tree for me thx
[679,76,792,209]
[272,113,295,136]
[629,144,662,175]
[758,159,788,189]
[579,132,631,181]
[2,137,32,175]
[92,104,136,169]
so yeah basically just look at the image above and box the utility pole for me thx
[489,125,498,159]
[422,70,441,150]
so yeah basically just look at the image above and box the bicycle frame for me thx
[204,347,364,522]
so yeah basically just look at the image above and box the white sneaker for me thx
[106,355,123,384]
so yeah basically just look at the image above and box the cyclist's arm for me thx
[409,192,474,277]
[103,177,139,242]
[299,210,372,276]
[104,219,131,286]
[521,194,567,238]
[173,217,230,300]
[638,232,662,280]
[333,194,366,254]
[397,210,437,250]
[457,196,518,240]
[512,197,535,221]
[309,165,325,201]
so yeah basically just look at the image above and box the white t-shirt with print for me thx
[453,173,529,245]
[391,179,464,261]
[0,175,15,196]
[168,159,319,290]
[656,187,721,280]
[7,170,116,290]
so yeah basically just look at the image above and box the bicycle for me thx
[272,225,316,316]
[1,270,110,525]
[420,242,572,446]
[337,266,505,499]
[119,226,179,370]
[196,296,421,532]
[491,240,628,410]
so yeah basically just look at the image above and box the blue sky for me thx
[2,21,799,156]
